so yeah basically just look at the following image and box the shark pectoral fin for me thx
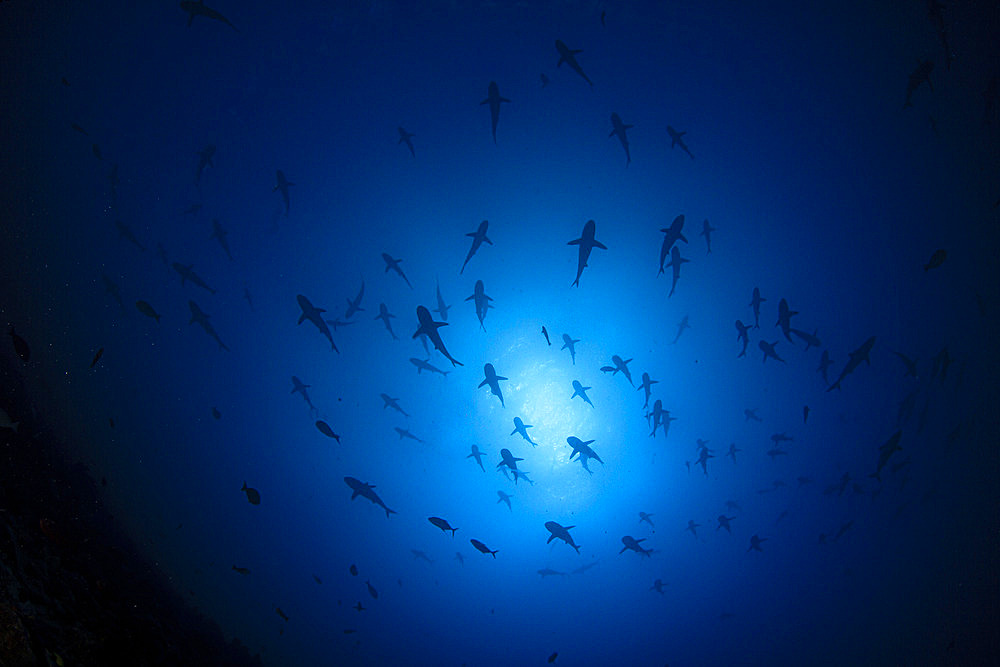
[497,375,508,381]
[568,238,581,245]
[484,237,493,245]
[478,379,488,389]
[480,98,489,105]
[546,535,555,543]
[594,241,607,249]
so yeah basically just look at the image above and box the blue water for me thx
[2,1,998,665]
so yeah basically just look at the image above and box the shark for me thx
[195,145,215,184]
[380,393,409,418]
[172,262,216,294]
[210,218,232,261]
[663,246,690,297]
[667,125,694,159]
[397,127,415,156]
[465,279,494,331]
[870,430,902,481]
[510,417,536,446]
[479,363,508,408]
[296,294,338,352]
[433,279,450,321]
[467,445,487,472]
[827,336,875,392]
[382,253,412,289]
[188,300,229,351]
[568,219,607,287]
[775,298,798,342]
[344,477,396,518]
[571,380,594,407]
[544,521,581,554]
[700,219,716,253]
[609,113,633,166]
[759,340,785,363]
[567,436,603,473]
[374,302,398,340]
[750,287,765,328]
[480,81,510,144]
[497,448,524,483]
[637,372,658,409]
[658,215,688,274]
[345,280,365,319]
[413,306,462,366]
[610,355,634,386]
[555,40,593,87]
[461,220,492,274]
[273,169,293,215]
[291,376,317,415]
[619,536,652,557]
[410,357,450,377]
[561,334,580,364]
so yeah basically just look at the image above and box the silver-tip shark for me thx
[555,40,593,87]
[568,219,607,287]
[479,363,508,407]
[412,306,462,367]
[461,220,493,274]
[480,81,510,144]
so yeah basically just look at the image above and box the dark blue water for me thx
[2,1,998,665]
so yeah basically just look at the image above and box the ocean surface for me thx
[1,1,998,665]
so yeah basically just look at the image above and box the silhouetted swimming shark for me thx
[827,336,875,392]
[609,113,633,166]
[382,253,412,289]
[658,215,687,275]
[344,477,396,518]
[479,363,508,408]
[465,279,494,331]
[480,81,510,144]
[273,169,293,214]
[188,300,229,351]
[412,306,462,367]
[571,380,593,407]
[667,125,694,159]
[397,127,415,156]
[297,294,338,352]
[461,220,492,274]
[568,219,607,287]
[544,521,581,553]
[555,40,593,87]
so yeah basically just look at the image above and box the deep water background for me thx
[1,1,998,665]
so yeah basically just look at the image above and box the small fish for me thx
[924,249,946,271]
[313,574,322,584]
[541,326,551,345]
[241,482,260,505]
[366,580,378,599]
[135,301,162,323]
[70,123,88,136]
[470,539,498,558]
[9,327,31,361]
[354,602,364,612]
[92,143,103,160]
[276,607,289,622]
[211,407,221,420]
[548,652,558,664]
[349,564,358,577]
[232,565,250,575]
[428,516,458,536]
[315,420,341,442]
